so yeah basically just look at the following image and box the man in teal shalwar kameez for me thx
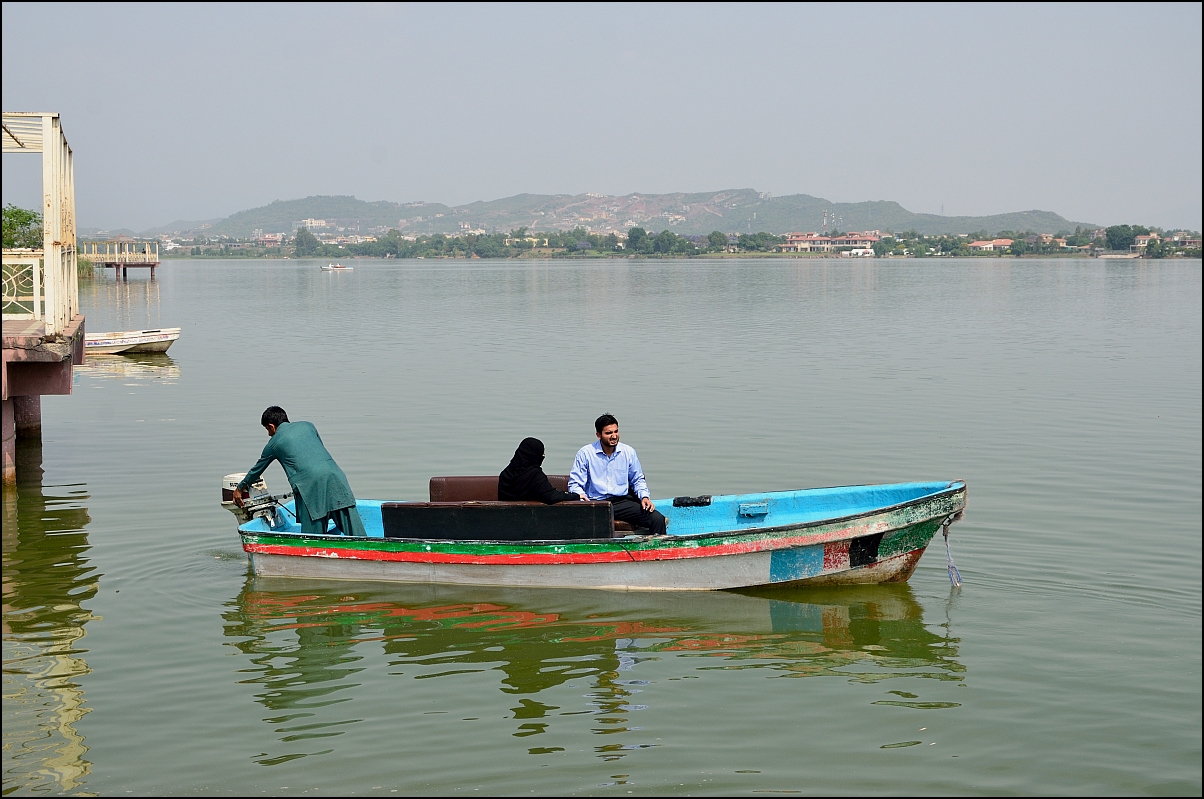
[233,406,367,536]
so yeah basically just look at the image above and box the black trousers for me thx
[608,496,667,536]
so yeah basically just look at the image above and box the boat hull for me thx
[247,543,926,589]
[85,328,179,354]
[238,482,965,591]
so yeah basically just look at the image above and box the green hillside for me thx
[157,190,1094,238]
[208,196,451,236]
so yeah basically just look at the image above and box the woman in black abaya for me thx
[498,437,581,503]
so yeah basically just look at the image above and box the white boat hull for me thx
[248,548,924,591]
[85,328,180,354]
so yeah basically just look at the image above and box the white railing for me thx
[80,240,159,263]
[2,112,78,336]
[1,251,43,319]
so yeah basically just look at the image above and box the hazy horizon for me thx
[3,2,1201,231]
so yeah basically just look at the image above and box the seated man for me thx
[569,413,667,535]
[498,437,581,504]
[232,406,367,536]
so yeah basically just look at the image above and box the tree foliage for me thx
[1105,225,1149,252]
[2,204,43,249]
[736,232,782,252]
[294,227,320,256]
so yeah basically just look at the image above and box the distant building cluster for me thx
[968,238,1014,251]
[778,231,882,254]
[292,218,328,230]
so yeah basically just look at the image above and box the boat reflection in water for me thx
[74,353,180,383]
[224,578,962,762]
[1,442,97,793]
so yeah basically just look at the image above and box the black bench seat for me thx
[381,500,617,541]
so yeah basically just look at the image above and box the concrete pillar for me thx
[15,435,44,488]
[2,398,14,485]
[14,395,41,439]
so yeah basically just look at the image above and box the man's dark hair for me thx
[595,413,618,434]
[261,406,290,428]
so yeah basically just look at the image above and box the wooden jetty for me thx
[80,239,160,279]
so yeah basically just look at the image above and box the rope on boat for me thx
[942,514,963,587]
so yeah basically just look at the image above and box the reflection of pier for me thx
[2,440,96,792]
[80,239,160,279]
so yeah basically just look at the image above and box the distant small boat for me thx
[321,263,352,271]
[84,328,180,354]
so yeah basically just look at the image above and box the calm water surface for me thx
[3,258,1200,795]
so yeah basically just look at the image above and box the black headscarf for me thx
[498,437,546,501]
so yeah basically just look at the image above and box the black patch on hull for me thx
[849,532,885,567]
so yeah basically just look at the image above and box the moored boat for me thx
[223,475,966,591]
[84,327,180,354]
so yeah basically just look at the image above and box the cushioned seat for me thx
[428,476,636,533]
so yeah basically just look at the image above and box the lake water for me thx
[3,258,1200,795]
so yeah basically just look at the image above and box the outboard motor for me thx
[221,473,292,529]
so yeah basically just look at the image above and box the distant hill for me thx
[141,190,1094,237]
[140,218,222,236]
[203,196,451,237]
[79,227,138,238]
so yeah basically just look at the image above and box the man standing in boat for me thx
[569,413,667,535]
[232,406,367,537]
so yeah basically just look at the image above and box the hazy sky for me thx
[3,2,1200,231]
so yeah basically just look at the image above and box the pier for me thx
[80,239,160,279]
[2,112,84,484]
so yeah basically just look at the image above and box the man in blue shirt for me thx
[569,413,667,536]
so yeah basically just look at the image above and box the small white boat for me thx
[84,328,180,354]
[321,263,352,271]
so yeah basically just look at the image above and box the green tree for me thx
[627,227,648,253]
[1105,225,1148,252]
[2,203,43,249]
[294,227,320,256]
[1144,237,1165,258]
[707,230,728,249]
[473,235,507,258]
[737,232,782,252]
[1010,239,1029,256]
[652,229,678,253]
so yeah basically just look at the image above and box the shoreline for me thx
[156,252,1195,262]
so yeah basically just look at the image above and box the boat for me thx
[221,473,966,591]
[321,263,352,271]
[84,327,180,354]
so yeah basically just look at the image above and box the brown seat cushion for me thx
[428,475,636,533]
[429,475,572,502]
[429,475,573,502]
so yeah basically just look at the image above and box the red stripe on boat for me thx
[242,519,904,566]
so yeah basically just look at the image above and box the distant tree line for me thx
[281,225,786,259]
[864,224,1198,258]
[149,219,1204,262]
